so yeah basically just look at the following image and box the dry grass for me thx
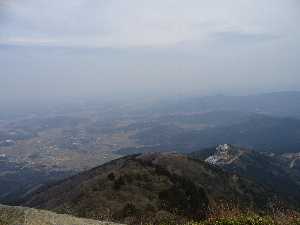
[141,204,300,225]
[186,203,300,225]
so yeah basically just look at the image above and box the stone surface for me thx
[0,204,123,225]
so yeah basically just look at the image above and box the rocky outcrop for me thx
[0,204,123,225]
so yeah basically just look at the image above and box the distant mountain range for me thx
[147,91,300,118]
[118,114,300,154]
[21,151,299,224]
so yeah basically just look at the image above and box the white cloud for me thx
[0,0,299,102]
[1,0,298,48]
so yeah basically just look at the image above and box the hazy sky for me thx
[0,0,299,103]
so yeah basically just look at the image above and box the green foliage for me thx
[121,203,140,217]
[107,172,115,181]
[0,218,9,225]
[290,219,300,225]
[113,176,125,190]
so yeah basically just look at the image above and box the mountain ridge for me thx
[21,152,297,224]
